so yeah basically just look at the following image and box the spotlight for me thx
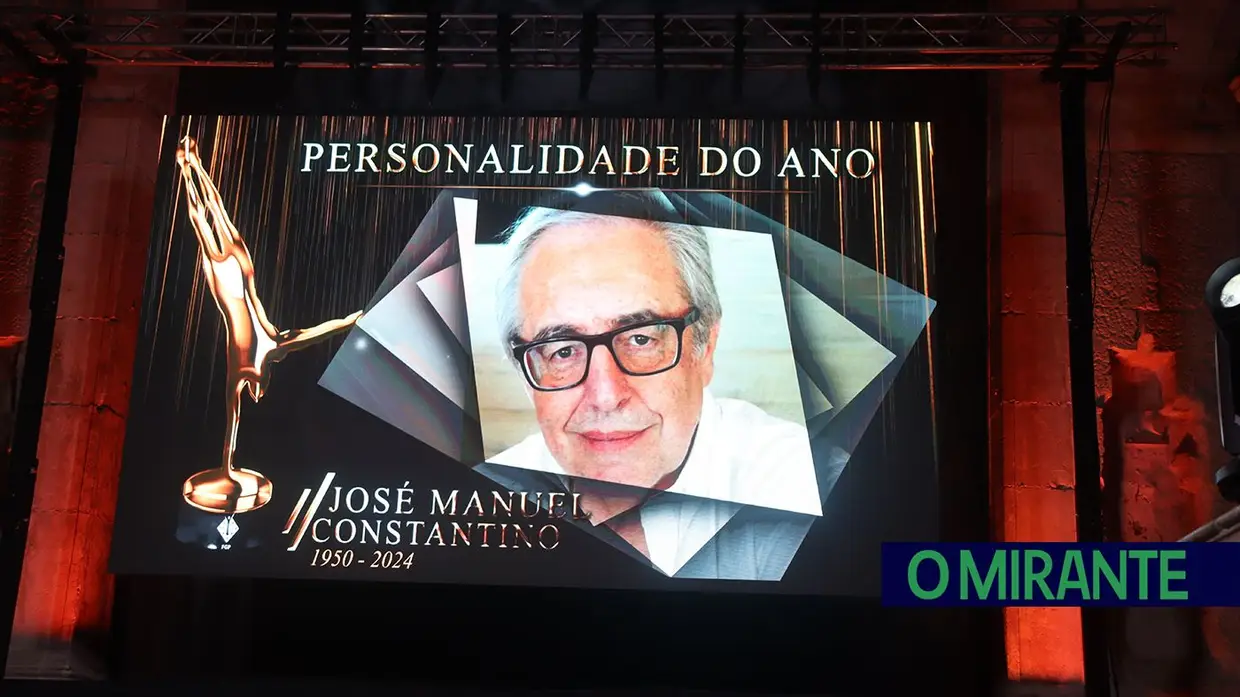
[1217,459,1240,504]
[1205,258,1240,502]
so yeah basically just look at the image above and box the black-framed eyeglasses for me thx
[510,308,701,392]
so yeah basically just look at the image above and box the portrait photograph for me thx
[457,197,823,520]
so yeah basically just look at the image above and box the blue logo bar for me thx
[881,543,1240,607]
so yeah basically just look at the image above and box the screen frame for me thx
[107,67,999,696]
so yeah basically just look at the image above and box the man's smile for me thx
[575,427,654,452]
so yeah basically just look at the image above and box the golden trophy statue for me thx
[176,136,362,525]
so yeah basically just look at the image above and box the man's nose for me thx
[580,345,631,409]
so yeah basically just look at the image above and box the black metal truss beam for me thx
[0,8,1171,71]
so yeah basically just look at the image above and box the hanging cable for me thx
[1089,70,1116,241]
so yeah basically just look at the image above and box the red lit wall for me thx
[991,64,1085,683]
[992,0,1240,693]
[1,66,176,677]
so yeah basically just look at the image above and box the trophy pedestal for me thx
[182,467,273,514]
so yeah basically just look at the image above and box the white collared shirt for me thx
[489,391,824,575]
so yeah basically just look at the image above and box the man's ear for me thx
[704,323,721,359]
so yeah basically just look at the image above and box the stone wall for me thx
[993,0,1240,694]
[992,63,1085,689]
[0,56,54,677]
[0,71,53,513]
[0,63,176,677]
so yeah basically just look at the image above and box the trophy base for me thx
[182,468,273,514]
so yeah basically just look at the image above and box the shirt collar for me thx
[657,389,717,497]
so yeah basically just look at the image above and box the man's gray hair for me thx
[495,207,722,355]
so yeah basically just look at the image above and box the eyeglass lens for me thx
[523,322,681,389]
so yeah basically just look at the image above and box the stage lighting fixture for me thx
[1205,258,1240,502]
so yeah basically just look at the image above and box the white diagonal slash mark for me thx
[282,488,312,535]
[286,472,336,552]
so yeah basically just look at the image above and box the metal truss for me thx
[0,8,1171,71]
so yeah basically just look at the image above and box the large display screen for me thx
[110,115,939,595]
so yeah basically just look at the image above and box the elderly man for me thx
[486,206,823,535]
